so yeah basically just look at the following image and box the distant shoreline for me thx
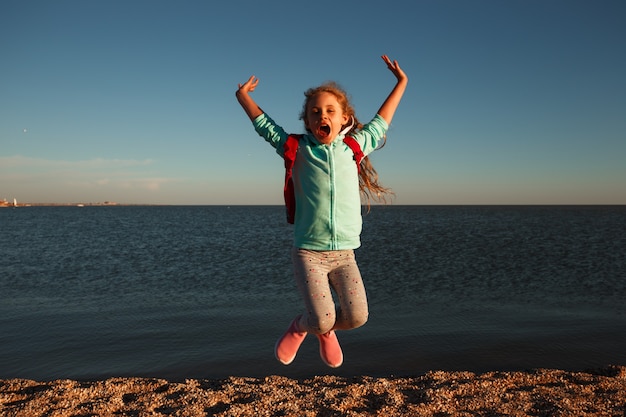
[1,202,122,207]
[3,203,626,208]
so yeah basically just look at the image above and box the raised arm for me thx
[236,75,264,121]
[377,55,408,125]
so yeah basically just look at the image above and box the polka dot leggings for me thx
[292,247,369,335]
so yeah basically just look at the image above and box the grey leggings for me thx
[292,247,369,334]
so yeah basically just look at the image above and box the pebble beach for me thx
[2,366,625,416]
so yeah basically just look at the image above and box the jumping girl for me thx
[236,55,408,368]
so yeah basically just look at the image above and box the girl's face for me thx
[304,92,349,145]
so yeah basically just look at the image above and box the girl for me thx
[236,55,408,368]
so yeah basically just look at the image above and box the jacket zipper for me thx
[328,145,338,249]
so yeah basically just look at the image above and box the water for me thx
[1,205,625,381]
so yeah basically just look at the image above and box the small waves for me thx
[1,205,625,379]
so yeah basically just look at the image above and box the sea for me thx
[1,205,625,381]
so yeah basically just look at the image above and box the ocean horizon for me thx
[1,205,624,381]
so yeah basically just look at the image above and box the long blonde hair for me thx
[300,82,394,206]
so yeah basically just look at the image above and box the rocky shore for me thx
[1,366,625,416]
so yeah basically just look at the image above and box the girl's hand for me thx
[377,55,408,125]
[381,55,408,83]
[237,75,259,95]
[236,75,264,120]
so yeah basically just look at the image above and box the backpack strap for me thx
[283,134,301,224]
[343,136,364,173]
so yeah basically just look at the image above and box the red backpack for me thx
[283,134,364,224]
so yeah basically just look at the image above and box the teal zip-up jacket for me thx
[252,113,389,250]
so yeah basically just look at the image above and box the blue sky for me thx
[1,0,625,205]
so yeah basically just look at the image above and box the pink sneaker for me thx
[317,331,343,368]
[274,316,307,365]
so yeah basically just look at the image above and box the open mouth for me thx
[318,125,331,137]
